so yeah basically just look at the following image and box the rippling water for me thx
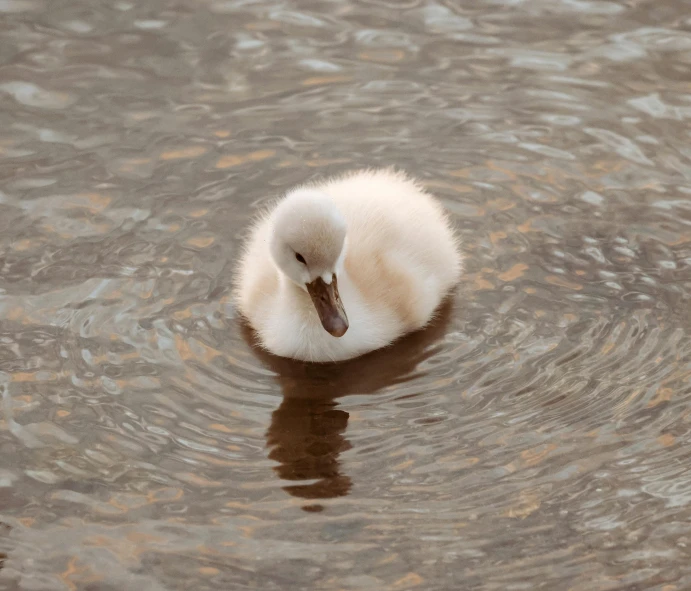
[1,0,691,589]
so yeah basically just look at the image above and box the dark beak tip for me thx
[330,322,348,338]
[325,316,348,338]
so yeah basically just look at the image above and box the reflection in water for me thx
[245,302,453,508]
[267,398,352,505]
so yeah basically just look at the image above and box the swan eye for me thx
[295,253,306,264]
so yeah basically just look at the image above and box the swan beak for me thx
[306,274,349,337]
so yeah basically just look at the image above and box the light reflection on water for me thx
[1,0,691,589]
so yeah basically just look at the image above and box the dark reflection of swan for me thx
[240,300,454,510]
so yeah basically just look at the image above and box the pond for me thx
[1,0,691,589]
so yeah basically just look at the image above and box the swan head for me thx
[269,188,349,338]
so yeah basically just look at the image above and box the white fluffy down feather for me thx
[234,168,462,362]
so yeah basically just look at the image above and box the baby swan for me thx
[234,169,462,362]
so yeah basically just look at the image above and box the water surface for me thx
[1,0,691,589]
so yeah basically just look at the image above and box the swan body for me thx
[234,169,462,362]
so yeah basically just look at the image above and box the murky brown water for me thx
[1,0,691,589]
